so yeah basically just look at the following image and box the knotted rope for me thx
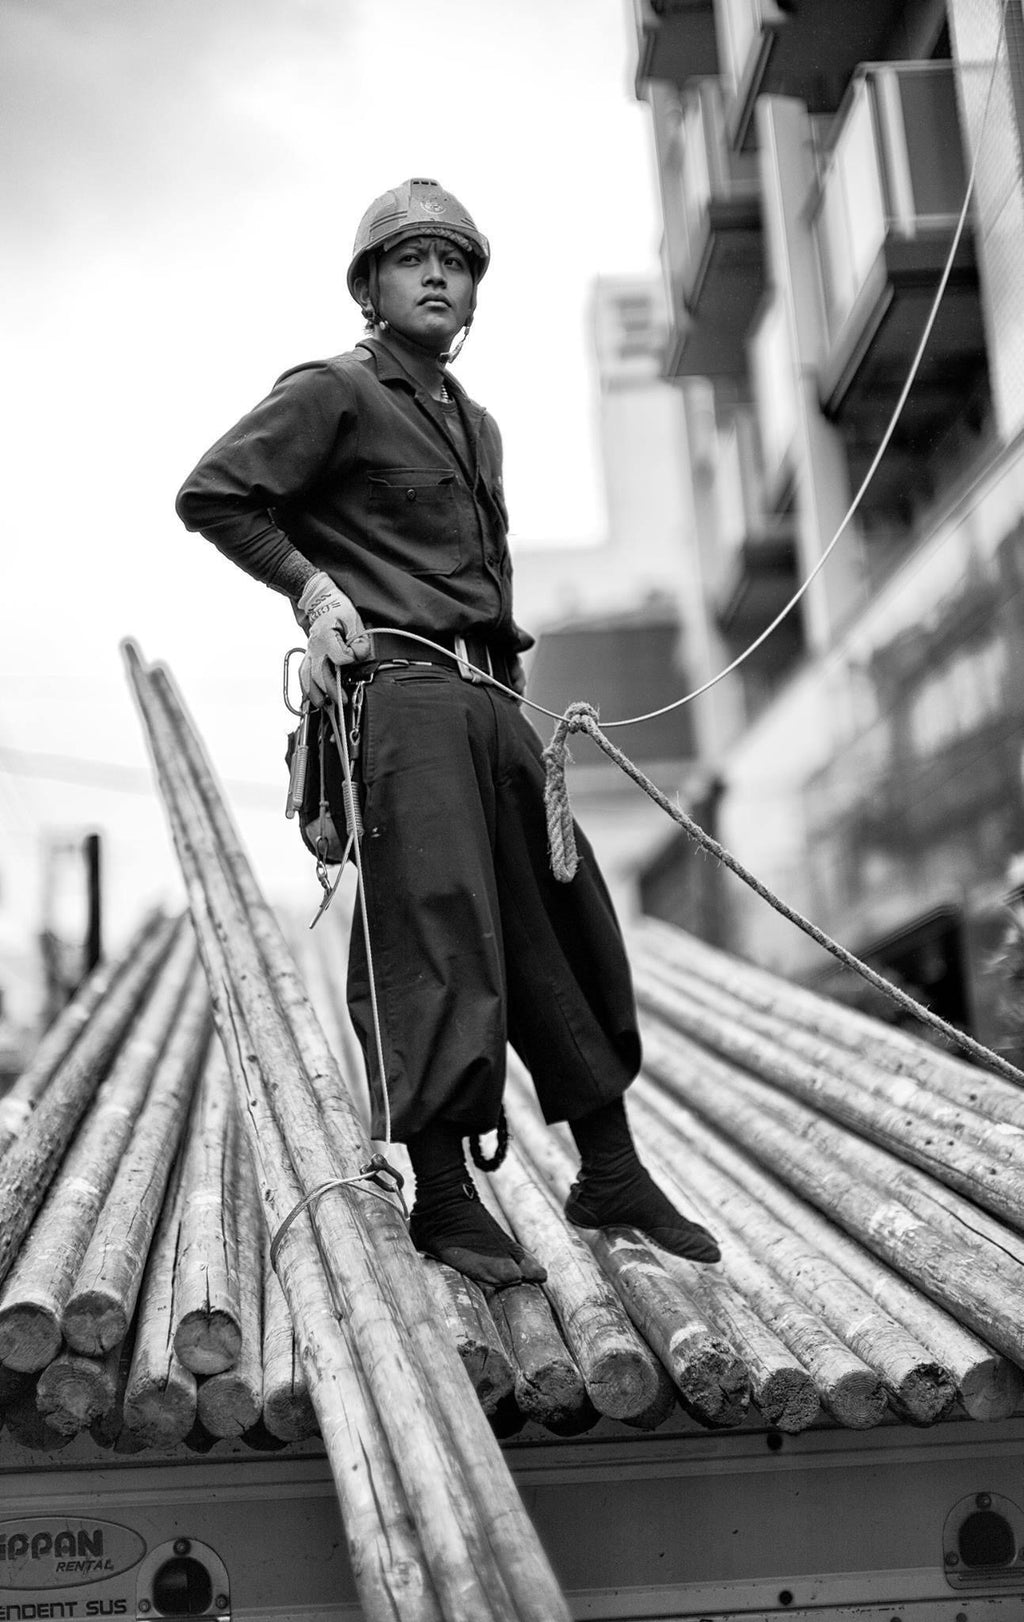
[542,701,1024,1086]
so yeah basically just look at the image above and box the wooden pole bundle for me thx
[628,1086,954,1426]
[0,914,177,1290]
[634,919,1024,1129]
[262,1254,318,1443]
[503,1067,814,1431]
[640,1012,1024,1369]
[123,643,571,1622]
[504,1078,748,1429]
[484,1139,672,1425]
[488,1097,681,1422]
[196,1136,263,1438]
[0,924,198,1371]
[671,1255,820,1433]
[631,1066,1022,1422]
[123,671,465,1622]
[0,907,169,1160]
[634,963,1024,1230]
[122,1146,198,1447]
[639,954,1024,1169]
[61,967,212,1355]
[508,1073,872,1430]
[171,1047,243,1374]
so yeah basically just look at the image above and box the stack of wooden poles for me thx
[301,899,1024,1439]
[619,919,1024,1422]
[5,643,1024,1615]
[0,908,315,1453]
[117,641,573,1622]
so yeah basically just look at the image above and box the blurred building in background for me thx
[515,275,708,917]
[629,0,1024,1052]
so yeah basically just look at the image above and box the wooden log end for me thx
[0,1304,63,1368]
[0,1305,63,1374]
[956,1353,1024,1420]
[173,1311,243,1376]
[36,1357,116,1437]
[823,1370,888,1430]
[123,1382,198,1448]
[263,1389,320,1443]
[756,1368,821,1434]
[496,1282,590,1428]
[61,1296,127,1358]
[673,1343,750,1429]
[889,1363,957,1428]
[584,1345,664,1424]
[197,1377,262,1439]
[616,1368,679,1432]
[513,1360,589,1427]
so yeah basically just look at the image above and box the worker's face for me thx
[372,235,475,351]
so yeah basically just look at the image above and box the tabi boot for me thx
[407,1119,547,1288]
[565,1097,721,1264]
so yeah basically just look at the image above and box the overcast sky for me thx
[0,0,662,992]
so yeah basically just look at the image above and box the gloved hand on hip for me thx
[296,571,370,706]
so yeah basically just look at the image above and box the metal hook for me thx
[283,647,306,716]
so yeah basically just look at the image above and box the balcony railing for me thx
[714,407,799,649]
[813,62,968,341]
[632,0,719,90]
[717,0,770,97]
[809,58,985,519]
[717,0,898,146]
[661,79,763,377]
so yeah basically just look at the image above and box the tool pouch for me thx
[285,708,348,864]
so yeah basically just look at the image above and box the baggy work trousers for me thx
[345,664,642,1140]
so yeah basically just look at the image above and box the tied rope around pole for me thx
[542,702,1024,1088]
[269,1154,409,1274]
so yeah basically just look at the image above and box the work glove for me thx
[296,571,370,707]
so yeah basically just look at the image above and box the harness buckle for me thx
[455,634,491,684]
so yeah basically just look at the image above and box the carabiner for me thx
[283,647,306,716]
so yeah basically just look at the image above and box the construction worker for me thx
[176,178,719,1285]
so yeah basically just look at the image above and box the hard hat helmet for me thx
[346,177,490,301]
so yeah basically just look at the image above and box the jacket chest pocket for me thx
[367,468,464,577]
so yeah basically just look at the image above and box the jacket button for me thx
[406,488,417,501]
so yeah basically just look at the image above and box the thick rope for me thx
[542,702,1024,1087]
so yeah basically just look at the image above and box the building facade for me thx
[631,0,1024,1048]
[515,275,708,919]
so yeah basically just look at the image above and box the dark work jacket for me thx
[176,338,531,651]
